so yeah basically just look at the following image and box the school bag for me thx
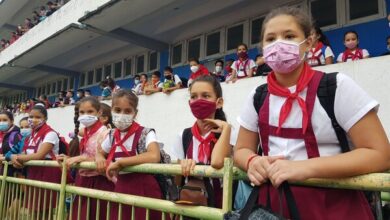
[107,127,179,201]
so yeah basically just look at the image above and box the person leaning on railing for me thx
[233,6,390,220]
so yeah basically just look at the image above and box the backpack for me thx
[108,128,179,201]
[179,77,188,88]
[253,72,349,152]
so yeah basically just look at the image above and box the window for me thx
[348,0,379,20]
[310,0,337,27]
[57,80,62,93]
[136,55,145,73]
[188,38,201,60]
[251,17,265,45]
[172,44,182,65]
[52,83,56,94]
[104,64,112,79]
[69,77,74,90]
[46,84,51,95]
[41,86,46,95]
[37,88,41,97]
[79,73,85,87]
[149,52,158,71]
[87,70,94,85]
[124,58,132,76]
[227,24,244,51]
[95,68,102,83]
[206,32,220,56]
[114,61,123,78]
[63,78,68,91]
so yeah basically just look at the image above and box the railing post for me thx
[0,162,9,217]
[57,159,67,220]
[222,158,233,213]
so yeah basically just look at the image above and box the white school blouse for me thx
[26,131,59,159]
[237,73,378,161]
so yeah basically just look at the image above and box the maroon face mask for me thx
[189,99,217,120]
[237,51,248,60]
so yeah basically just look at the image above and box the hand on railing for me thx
[247,155,284,186]
[179,159,196,177]
[10,155,23,169]
[106,161,122,183]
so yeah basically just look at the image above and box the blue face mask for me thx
[0,122,9,131]
[20,128,32,137]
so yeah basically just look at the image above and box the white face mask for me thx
[134,79,140,85]
[78,115,98,127]
[112,112,134,130]
[215,66,222,73]
[190,65,199,73]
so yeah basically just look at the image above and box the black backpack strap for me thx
[317,72,350,153]
[181,128,193,158]
[253,83,268,115]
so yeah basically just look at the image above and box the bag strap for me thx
[238,185,260,220]
[182,128,193,158]
[317,72,350,153]
[253,84,268,115]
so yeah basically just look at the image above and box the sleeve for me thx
[237,88,259,132]
[158,82,163,89]
[334,73,379,132]
[174,75,182,85]
[324,46,335,58]
[169,132,185,161]
[362,49,370,57]
[231,61,238,71]
[249,59,257,69]
[101,134,111,153]
[145,130,158,147]
[337,53,343,62]
[5,137,25,161]
[42,131,59,145]
[229,125,238,147]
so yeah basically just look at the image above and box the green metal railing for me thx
[0,158,389,220]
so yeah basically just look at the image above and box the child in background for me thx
[227,43,256,83]
[188,58,210,86]
[337,31,369,62]
[132,74,148,95]
[307,26,334,66]
[144,71,163,95]
[212,59,226,82]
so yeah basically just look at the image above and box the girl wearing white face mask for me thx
[337,30,369,63]
[96,90,164,220]
[188,58,210,86]
[234,7,389,220]
[58,96,114,220]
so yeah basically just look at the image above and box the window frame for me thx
[225,21,249,54]
[148,51,159,72]
[135,53,147,74]
[95,67,103,84]
[171,42,184,67]
[249,15,267,48]
[345,0,385,25]
[113,60,124,79]
[123,57,134,78]
[309,0,342,30]
[103,64,113,80]
[186,35,204,63]
[204,29,224,59]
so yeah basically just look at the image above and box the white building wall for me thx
[15,56,390,156]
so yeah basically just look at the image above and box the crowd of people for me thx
[0,6,389,220]
[0,0,65,52]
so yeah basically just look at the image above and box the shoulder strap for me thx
[317,72,350,152]
[135,127,153,154]
[253,83,269,115]
[182,128,193,158]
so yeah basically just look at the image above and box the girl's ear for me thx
[134,109,138,119]
[216,97,224,109]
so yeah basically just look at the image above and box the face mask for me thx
[345,41,357,50]
[165,75,172,80]
[0,122,9,131]
[189,99,217,120]
[215,66,222,73]
[237,51,248,60]
[190,65,199,73]
[77,93,81,98]
[21,128,32,137]
[78,115,98,127]
[134,79,140,85]
[263,39,306,74]
[112,112,134,130]
[28,118,44,129]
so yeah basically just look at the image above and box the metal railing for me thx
[0,158,389,220]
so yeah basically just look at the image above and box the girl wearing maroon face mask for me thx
[226,43,256,83]
[337,31,369,63]
[171,75,232,208]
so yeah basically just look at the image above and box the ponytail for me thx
[215,108,226,122]
[68,103,80,157]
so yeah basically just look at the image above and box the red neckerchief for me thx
[106,122,141,163]
[79,121,103,153]
[267,63,315,134]
[310,42,324,57]
[190,65,209,79]
[235,58,250,76]
[191,122,217,164]
[342,48,363,62]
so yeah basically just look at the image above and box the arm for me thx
[17,142,54,162]
[267,110,390,187]
[5,139,24,161]
[208,120,232,169]
[325,56,334,65]
[144,87,162,95]
[247,68,254,77]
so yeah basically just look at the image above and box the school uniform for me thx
[188,65,210,85]
[307,43,334,66]
[337,48,369,62]
[231,59,256,78]
[24,123,62,211]
[238,65,376,219]
[72,122,114,220]
[101,123,163,220]
[0,125,21,176]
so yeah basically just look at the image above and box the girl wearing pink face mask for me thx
[234,7,389,220]
[171,75,232,208]
[337,31,370,63]
[227,43,256,83]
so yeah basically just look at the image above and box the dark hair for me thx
[344,30,359,41]
[40,94,47,100]
[152,71,161,78]
[100,80,108,87]
[164,66,173,73]
[69,96,101,157]
[188,58,200,64]
[112,90,139,110]
[0,110,14,122]
[189,75,226,121]
[67,90,74,96]
[107,77,116,89]
[77,89,85,94]
[85,89,91,94]
[255,54,262,60]
[140,73,148,80]
[261,7,313,45]
[226,58,235,63]
[100,103,114,128]
[387,36,390,41]
[237,43,248,50]
[313,25,330,46]
[215,59,224,66]
[20,117,28,123]
[31,105,48,119]
[134,74,140,79]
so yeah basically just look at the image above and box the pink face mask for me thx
[263,39,306,74]
[345,41,357,50]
